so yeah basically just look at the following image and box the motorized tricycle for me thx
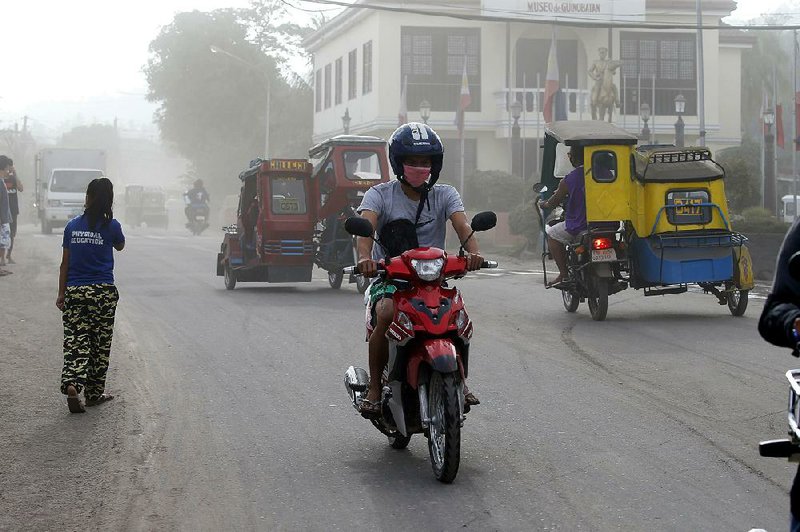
[342,211,498,483]
[216,136,391,291]
[124,184,169,229]
[536,121,754,320]
[309,135,390,293]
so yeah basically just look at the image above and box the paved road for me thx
[6,225,796,530]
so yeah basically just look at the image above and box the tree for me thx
[144,8,312,199]
[716,138,762,213]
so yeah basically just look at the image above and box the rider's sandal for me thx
[463,391,480,413]
[358,399,381,418]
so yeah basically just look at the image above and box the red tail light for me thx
[592,237,613,250]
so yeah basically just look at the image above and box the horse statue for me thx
[588,48,621,123]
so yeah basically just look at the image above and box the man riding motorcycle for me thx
[759,219,800,531]
[538,144,586,287]
[184,179,210,224]
[356,122,483,416]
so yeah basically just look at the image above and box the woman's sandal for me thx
[85,393,114,407]
[66,385,85,414]
[358,398,381,418]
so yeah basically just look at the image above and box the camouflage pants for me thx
[60,284,119,401]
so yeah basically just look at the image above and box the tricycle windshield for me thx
[554,143,572,179]
[270,176,308,215]
[343,151,384,181]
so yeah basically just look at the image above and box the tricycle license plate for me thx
[591,248,617,262]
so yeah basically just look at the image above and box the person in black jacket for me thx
[758,219,800,531]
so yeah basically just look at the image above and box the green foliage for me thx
[732,205,790,234]
[461,170,528,212]
[508,200,540,248]
[144,8,312,199]
[715,140,762,213]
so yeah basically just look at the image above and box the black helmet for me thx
[194,179,204,188]
[388,122,444,190]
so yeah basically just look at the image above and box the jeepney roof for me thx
[308,135,387,158]
[633,146,724,182]
[545,121,638,146]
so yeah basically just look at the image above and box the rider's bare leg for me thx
[547,235,568,284]
[366,298,393,403]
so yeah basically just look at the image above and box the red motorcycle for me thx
[342,211,497,483]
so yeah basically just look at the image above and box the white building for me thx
[304,0,751,183]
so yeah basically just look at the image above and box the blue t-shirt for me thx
[62,214,125,287]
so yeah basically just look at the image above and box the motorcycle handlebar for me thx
[345,260,498,275]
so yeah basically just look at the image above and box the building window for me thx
[335,57,343,105]
[315,69,322,112]
[362,41,373,95]
[401,27,481,112]
[348,49,357,100]
[324,63,332,109]
[621,32,696,116]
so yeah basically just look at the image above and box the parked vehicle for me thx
[535,121,753,320]
[342,212,498,483]
[124,185,168,228]
[782,194,800,224]
[35,148,107,234]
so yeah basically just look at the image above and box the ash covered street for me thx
[0,225,792,531]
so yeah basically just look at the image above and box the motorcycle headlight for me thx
[411,257,445,281]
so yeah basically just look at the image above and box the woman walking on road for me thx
[56,177,125,413]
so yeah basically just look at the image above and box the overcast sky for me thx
[0,0,792,129]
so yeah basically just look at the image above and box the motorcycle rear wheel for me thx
[224,263,237,290]
[562,289,579,312]
[328,270,344,289]
[727,289,749,317]
[587,278,609,321]
[427,372,461,483]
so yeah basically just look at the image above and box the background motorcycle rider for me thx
[184,179,210,224]
[355,122,483,417]
[538,145,586,287]
[758,218,800,530]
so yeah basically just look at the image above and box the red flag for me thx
[398,75,408,126]
[542,30,559,124]
[795,92,800,151]
[778,103,785,149]
[455,57,471,138]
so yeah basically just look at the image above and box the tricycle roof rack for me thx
[634,146,724,183]
[308,135,386,158]
[545,121,639,146]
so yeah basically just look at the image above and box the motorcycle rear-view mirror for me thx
[471,211,497,232]
[344,216,374,238]
[790,251,800,281]
[532,182,547,193]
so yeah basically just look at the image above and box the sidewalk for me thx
[0,226,141,531]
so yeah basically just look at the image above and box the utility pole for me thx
[696,0,706,146]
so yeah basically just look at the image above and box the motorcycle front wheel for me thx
[587,277,609,321]
[427,372,461,483]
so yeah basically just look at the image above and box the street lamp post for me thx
[510,99,523,178]
[764,107,777,215]
[639,103,651,143]
[341,108,351,134]
[210,44,271,158]
[674,94,686,148]
[419,100,431,125]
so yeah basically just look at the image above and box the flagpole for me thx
[775,63,779,206]
[522,73,527,182]
[637,72,641,135]
[537,72,541,179]
[622,70,626,130]
[794,29,798,220]
[651,75,656,144]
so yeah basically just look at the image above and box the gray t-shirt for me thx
[357,180,464,260]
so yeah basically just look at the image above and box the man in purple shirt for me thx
[539,144,586,286]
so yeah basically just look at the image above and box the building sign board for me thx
[481,0,646,22]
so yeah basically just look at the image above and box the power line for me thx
[303,0,800,30]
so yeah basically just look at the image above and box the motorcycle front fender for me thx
[407,338,459,390]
